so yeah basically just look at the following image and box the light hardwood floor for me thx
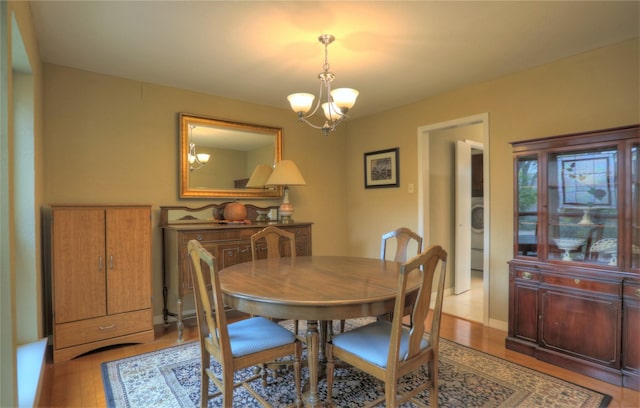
[442,269,484,323]
[39,314,639,407]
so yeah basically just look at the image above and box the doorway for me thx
[417,114,489,325]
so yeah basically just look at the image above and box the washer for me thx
[471,197,484,270]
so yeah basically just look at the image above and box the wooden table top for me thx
[220,256,419,321]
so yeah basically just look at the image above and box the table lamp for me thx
[246,164,273,188]
[265,160,306,223]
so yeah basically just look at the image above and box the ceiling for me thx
[29,1,639,119]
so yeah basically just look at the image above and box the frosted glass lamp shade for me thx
[246,164,273,188]
[265,160,306,186]
[322,102,343,121]
[196,153,210,164]
[287,93,315,114]
[330,88,359,110]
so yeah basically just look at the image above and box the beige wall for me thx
[40,38,640,329]
[346,39,640,325]
[42,64,351,323]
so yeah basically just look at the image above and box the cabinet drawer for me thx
[181,228,260,244]
[541,274,619,296]
[623,282,640,299]
[514,269,540,282]
[55,309,152,349]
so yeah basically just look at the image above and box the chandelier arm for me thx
[297,116,326,130]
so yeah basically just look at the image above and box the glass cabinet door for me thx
[631,141,639,270]
[516,155,538,257]
[547,146,619,265]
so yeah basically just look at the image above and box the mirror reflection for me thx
[180,113,282,198]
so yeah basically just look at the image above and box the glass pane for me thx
[516,156,538,256]
[547,147,618,264]
[632,142,639,269]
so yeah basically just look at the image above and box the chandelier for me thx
[187,125,210,171]
[287,34,359,136]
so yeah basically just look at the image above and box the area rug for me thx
[102,320,610,408]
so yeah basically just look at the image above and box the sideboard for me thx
[160,203,312,341]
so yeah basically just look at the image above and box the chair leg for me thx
[294,342,303,407]
[430,360,438,408]
[385,380,397,407]
[200,348,210,408]
[222,365,235,408]
[325,345,335,406]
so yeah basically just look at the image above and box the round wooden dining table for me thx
[219,255,420,407]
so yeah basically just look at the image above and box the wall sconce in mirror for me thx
[180,113,283,198]
[188,125,211,171]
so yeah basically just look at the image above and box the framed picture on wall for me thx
[364,148,399,188]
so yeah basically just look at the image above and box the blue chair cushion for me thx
[331,320,428,368]
[226,316,296,357]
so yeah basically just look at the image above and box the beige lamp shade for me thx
[245,164,273,188]
[265,160,306,186]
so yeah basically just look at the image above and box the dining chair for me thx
[326,245,447,408]
[381,227,423,262]
[187,239,302,408]
[250,226,302,336]
[339,227,423,333]
[250,225,297,260]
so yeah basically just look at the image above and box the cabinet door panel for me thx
[541,289,621,367]
[53,209,106,323]
[622,283,640,388]
[511,283,539,342]
[106,208,152,314]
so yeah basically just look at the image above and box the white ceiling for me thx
[29,1,639,119]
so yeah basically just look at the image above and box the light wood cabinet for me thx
[507,125,639,389]
[51,205,153,362]
[160,203,312,341]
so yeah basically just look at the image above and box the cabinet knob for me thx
[635,288,640,298]
[574,278,581,285]
[197,234,203,241]
[522,272,533,280]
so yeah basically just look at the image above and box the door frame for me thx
[417,113,490,325]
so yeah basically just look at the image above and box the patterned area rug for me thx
[102,320,610,408]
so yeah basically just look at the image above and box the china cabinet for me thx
[507,125,639,389]
[51,205,153,362]
[160,203,312,341]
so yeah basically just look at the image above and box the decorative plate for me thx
[589,238,617,254]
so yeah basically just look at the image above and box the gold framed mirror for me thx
[180,113,283,198]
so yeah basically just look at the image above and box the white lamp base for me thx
[279,186,294,223]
